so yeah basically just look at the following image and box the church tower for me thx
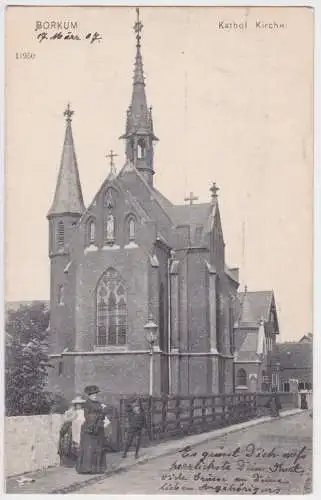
[120,8,158,186]
[47,104,85,353]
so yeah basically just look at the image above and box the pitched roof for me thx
[48,115,85,216]
[169,203,210,227]
[152,187,173,211]
[238,291,273,325]
[272,342,312,382]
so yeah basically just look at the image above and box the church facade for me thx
[47,11,243,402]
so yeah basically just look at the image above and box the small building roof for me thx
[238,290,274,324]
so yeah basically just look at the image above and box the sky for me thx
[5,6,313,341]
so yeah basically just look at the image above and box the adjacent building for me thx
[272,334,313,392]
[233,288,280,392]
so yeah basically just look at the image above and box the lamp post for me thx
[144,317,158,396]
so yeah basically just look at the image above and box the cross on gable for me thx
[184,191,199,206]
[105,149,119,174]
[64,103,74,121]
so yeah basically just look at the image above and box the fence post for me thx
[118,398,125,450]
[189,397,194,433]
[221,395,226,425]
[202,398,206,430]
[211,396,216,424]
[175,397,181,432]
[161,396,167,436]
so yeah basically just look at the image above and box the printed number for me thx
[16,52,36,60]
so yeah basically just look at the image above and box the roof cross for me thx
[133,7,143,46]
[106,149,119,174]
[184,191,199,206]
[64,103,74,121]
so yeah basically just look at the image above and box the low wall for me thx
[5,414,65,477]
[5,412,121,478]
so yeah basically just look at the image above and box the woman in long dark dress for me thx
[76,385,109,474]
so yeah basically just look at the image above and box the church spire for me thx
[120,8,158,186]
[48,104,85,216]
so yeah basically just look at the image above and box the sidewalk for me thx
[6,408,303,494]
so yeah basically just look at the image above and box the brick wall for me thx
[74,352,162,397]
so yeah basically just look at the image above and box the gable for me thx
[66,173,157,257]
[238,291,274,325]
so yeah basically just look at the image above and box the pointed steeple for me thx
[48,104,85,216]
[120,8,158,186]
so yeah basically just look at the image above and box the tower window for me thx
[58,285,64,305]
[57,221,64,249]
[128,217,136,242]
[58,361,63,376]
[88,219,96,245]
[137,139,145,159]
[104,215,115,245]
[96,268,127,346]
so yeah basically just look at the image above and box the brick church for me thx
[47,10,275,402]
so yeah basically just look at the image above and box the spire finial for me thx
[133,7,143,47]
[210,182,219,201]
[64,102,74,122]
[106,149,119,175]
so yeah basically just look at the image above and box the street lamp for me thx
[144,316,158,396]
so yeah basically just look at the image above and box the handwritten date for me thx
[36,31,102,44]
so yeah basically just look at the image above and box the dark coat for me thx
[76,399,109,474]
[127,406,148,433]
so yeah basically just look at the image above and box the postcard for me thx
[4,5,313,495]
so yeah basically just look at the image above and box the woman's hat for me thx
[71,395,86,404]
[84,385,100,396]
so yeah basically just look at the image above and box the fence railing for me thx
[117,392,298,450]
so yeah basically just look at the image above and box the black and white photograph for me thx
[4,5,314,494]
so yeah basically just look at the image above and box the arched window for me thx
[88,219,96,245]
[126,216,136,243]
[137,139,145,159]
[104,215,115,245]
[96,268,127,346]
[57,285,64,305]
[57,221,64,249]
[236,368,247,387]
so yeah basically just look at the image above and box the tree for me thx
[5,301,53,416]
